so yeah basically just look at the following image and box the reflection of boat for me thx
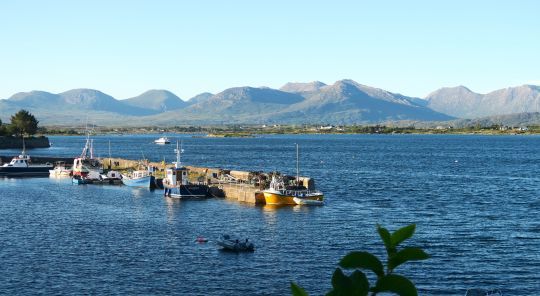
[154,136,170,144]
[49,161,72,177]
[263,144,324,205]
[163,142,209,199]
[217,234,254,252]
[0,139,53,177]
[121,161,155,188]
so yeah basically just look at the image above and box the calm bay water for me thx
[1,134,539,295]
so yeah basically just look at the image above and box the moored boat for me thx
[72,170,122,185]
[49,161,72,177]
[121,161,155,188]
[72,133,103,178]
[0,139,53,177]
[263,175,324,205]
[262,144,324,205]
[163,141,209,199]
[0,152,53,177]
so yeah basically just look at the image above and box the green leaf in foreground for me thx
[388,247,430,271]
[291,282,309,296]
[391,224,416,246]
[377,224,395,255]
[331,268,351,291]
[339,251,384,277]
[349,270,369,296]
[374,274,418,296]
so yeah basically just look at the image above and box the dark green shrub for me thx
[292,224,429,296]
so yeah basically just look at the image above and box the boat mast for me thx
[108,140,112,169]
[296,143,299,186]
[174,140,182,169]
[21,135,26,155]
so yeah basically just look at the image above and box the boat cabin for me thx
[165,166,189,186]
[3,154,31,167]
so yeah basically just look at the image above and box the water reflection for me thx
[164,196,181,223]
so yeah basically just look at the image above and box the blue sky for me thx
[1,0,538,100]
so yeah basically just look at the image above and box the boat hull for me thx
[165,184,209,199]
[217,235,254,252]
[263,191,324,205]
[122,175,153,188]
[0,166,53,177]
[72,177,123,185]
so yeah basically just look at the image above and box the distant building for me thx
[319,125,334,130]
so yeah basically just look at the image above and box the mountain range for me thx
[1,80,539,126]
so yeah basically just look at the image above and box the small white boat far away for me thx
[154,137,171,144]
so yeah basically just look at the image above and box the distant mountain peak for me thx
[123,89,186,112]
[8,90,56,101]
[426,84,540,119]
[280,81,327,93]
[187,92,213,105]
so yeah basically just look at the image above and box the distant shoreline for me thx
[40,125,540,137]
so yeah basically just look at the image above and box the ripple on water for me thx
[1,134,540,295]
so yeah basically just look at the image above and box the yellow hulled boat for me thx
[263,175,324,205]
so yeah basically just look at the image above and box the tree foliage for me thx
[10,109,39,136]
[292,224,429,296]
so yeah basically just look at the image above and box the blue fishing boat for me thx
[122,168,155,188]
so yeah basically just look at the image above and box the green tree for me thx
[291,224,429,296]
[10,109,39,136]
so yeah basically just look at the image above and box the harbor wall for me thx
[218,183,265,204]
[0,155,315,205]
[0,136,50,149]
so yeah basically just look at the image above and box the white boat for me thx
[216,234,254,252]
[49,161,72,177]
[293,196,324,206]
[154,136,170,144]
[0,139,53,177]
[0,152,53,177]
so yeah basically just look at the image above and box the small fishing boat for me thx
[263,144,324,205]
[217,234,254,252]
[154,136,171,144]
[0,139,53,177]
[121,161,155,188]
[263,175,324,205]
[49,161,72,177]
[72,133,103,178]
[163,141,209,199]
[72,170,122,185]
